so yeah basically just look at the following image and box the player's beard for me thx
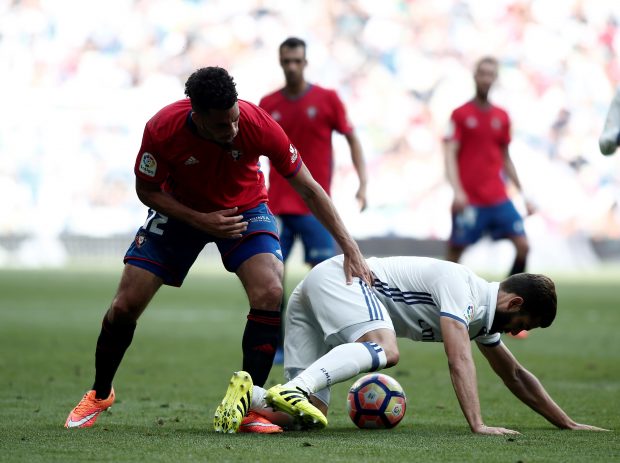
[490,310,513,334]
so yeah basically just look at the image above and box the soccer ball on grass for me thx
[347,373,407,429]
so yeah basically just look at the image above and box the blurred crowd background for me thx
[1,0,620,271]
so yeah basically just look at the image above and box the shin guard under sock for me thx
[242,308,281,387]
[92,315,136,399]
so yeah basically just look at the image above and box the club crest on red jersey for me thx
[306,106,317,119]
[230,150,243,161]
[465,116,478,128]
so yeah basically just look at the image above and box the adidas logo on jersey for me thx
[184,156,199,165]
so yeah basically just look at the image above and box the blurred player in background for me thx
[444,56,533,283]
[260,36,368,264]
[64,66,371,433]
[259,37,368,362]
[599,87,620,155]
[218,254,608,435]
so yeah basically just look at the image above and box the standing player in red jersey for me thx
[64,67,371,434]
[260,37,367,267]
[444,57,534,296]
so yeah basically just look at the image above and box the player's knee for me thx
[247,280,283,309]
[108,294,142,323]
[384,348,400,368]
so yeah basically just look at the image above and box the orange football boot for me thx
[65,388,115,428]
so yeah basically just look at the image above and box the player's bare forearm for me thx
[288,165,371,285]
[136,178,200,224]
[478,342,607,431]
[135,178,247,238]
[444,141,463,192]
[346,132,368,211]
[501,365,581,429]
[503,148,524,191]
[441,318,484,431]
[441,318,521,435]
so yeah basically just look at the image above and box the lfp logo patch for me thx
[139,152,157,177]
[464,305,474,323]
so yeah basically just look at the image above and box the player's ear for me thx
[507,295,524,312]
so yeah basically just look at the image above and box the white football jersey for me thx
[367,256,501,345]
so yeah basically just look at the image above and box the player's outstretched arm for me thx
[477,342,609,431]
[287,164,371,285]
[441,317,520,435]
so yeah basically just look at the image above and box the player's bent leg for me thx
[65,388,115,429]
[237,253,284,386]
[265,384,328,430]
[214,371,253,433]
[356,328,400,367]
[91,264,163,401]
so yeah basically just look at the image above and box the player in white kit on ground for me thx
[227,255,606,435]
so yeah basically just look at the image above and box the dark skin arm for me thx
[135,177,247,239]
[287,163,371,285]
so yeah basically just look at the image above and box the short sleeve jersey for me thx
[445,100,511,206]
[134,99,303,213]
[259,84,353,215]
[367,256,501,346]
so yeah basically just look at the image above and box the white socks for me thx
[285,342,387,394]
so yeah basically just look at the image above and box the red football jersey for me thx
[446,100,511,206]
[134,99,302,213]
[259,84,353,215]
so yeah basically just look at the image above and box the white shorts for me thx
[283,255,394,376]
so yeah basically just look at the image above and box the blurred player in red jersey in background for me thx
[444,56,534,276]
[260,37,367,265]
[260,37,368,361]
[444,57,533,338]
[64,66,371,434]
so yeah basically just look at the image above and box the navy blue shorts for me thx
[449,200,525,247]
[124,203,282,286]
[278,214,335,265]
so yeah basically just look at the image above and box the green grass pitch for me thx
[1,263,618,462]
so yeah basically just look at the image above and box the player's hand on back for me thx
[343,247,372,286]
[194,207,248,239]
[473,424,521,436]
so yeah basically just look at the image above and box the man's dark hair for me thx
[475,55,498,71]
[279,37,306,56]
[499,273,557,328]
[184,67,238,114]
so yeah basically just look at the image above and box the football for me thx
[347,373,407,429]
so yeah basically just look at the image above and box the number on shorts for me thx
[143,210,168,236]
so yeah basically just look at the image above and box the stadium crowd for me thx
[1,0,619,269]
